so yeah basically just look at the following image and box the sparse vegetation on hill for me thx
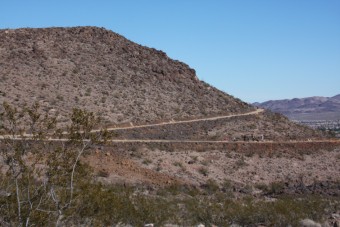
[0,26,252,126]
[0,26,330,140]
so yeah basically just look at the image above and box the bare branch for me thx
[15,178,22,226]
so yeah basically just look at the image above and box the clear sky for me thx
[1,0,339,102]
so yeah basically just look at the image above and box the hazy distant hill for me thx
[0,27,325,140]
[254,95,340,120]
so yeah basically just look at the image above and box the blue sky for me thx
[1,1,339,102]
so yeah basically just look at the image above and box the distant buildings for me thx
[294,120,340,138]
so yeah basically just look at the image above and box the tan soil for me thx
[84,144,340,188]
[83,149,183,186]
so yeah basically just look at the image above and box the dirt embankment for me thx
[102,140,340,155]
[85,141,340,196]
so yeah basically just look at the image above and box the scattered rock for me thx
[330,213,340,227]
[332,214,340,219]
[0,190,11,197]
[229,224,241,227]
[116,223,133,227]
[300,219,322,227]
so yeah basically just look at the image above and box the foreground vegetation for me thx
[1,177,339,226]
[0,103,338,226]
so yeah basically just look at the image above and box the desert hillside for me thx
[0,26,326,140]
[0,27,339,226]
[0,26,252,125]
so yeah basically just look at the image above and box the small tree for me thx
[0,102,109,226]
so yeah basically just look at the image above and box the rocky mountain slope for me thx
[0,26,252,125]
[254,95,340,120]
[0,26,326,139]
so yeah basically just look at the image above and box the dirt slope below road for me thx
[86,143,340,194]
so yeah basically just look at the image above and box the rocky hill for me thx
[0,26,326,140]
[0,26,252,125]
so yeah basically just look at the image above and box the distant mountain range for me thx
[254,95,340,121]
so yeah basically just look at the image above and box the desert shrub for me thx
[200,160,210,166]
[74,184,135,225]
[129,194,176,226]
[268,182,285,194]
[181,194,333,226]
[0,103,109,226]
[202,179,220,194]
[234,156,248,168]
[182,197,224,226]
[85,87,91,96]
[97,169,109,177]
[255,182,268,191]
[56,94,64,101]
[198,167,209,176]
[173,161,183,167]
[142,159,152,165]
